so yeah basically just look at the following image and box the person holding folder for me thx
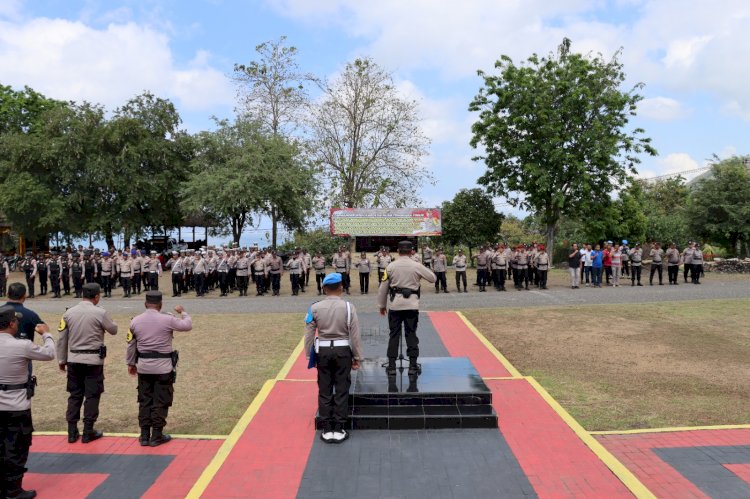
[304,273,363,444]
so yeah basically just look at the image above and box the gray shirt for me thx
[304,296,363,361]
[377,256,436,311]
[57,301,118,366]
[0,332,55,411]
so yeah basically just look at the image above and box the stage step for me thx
[314,357,499,431]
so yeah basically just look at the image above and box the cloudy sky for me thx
[2,0,749,242]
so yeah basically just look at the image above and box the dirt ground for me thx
[464,298,750,431]
[30,312,302,435]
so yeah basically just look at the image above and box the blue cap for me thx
[131,250,137,255]
[322,273,343,286]
[622,239,628,244]
[102,252,110,257]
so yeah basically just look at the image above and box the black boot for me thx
[5,478,37,498]
[386,358,397,375]
[82,423,103,443]
[139,426,151,447]
[150,428,172,447]
[408,357,422,375]
[67,422,80,443]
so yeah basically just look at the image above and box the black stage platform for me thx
[315,357,498,430]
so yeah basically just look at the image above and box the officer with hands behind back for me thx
[0,305,56,499]
[377,241,436,376]
[305,273,363,445]
[57,283,118,444]
[126,291,192,447]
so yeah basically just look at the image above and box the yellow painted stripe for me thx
[186,379,276,499]
[591,424,750,435]
[524,377,656,499]
[276,337,305,380]
[455,311,523,378]
[34,431,227,440]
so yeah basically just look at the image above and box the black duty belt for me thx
[137,351,173,359]
[0,383,27,391]
[71,349,100,354]
[389,287,420,300]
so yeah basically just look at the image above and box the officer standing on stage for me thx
[377,241,436,376]
[0,305,56,499]
[126,291,192,447]
[57,283,118,444]
[304,273,363,444]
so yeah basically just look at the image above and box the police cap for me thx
[398,240,413,252]
[145,290,162,304]
[0,305,22,325]
[322,273,342,286]
[82,283,101,298]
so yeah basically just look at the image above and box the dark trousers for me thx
[622,261,630,277]
[316,273,325,293]
[65,363,104,425]
[359,272,370,293]
[583,266,592,284]
[477,268,488,289]
[435,272,447,292]
[343,272,350,292]
[538,269,548,288]
[684,263,693,283]
[0,410,33,483]
[219,272,229,294]
[73,275,83,296]
[650,264,663,284]
[39,271,48,294]
[271,273,281,294]
[172,272,183,296]
[387,309,419,360]
[195,273,206,296]
[316,346,352,432]
[304,269,311,286]
[455,270,467,291]
[50,273,61,295]
[228,269,236,291]
[667,265,679,284]
[378,269,386,283]
[62,272,70,294]
[133,273,142,293]
[137,373,174,429]
[494,269,506,290]
[149,273,159,291]
[121,276,132,296]
[692,264,703,283]
[24,274,34,297]
[631,266,642,284]
[604,266,612,284]
[290,273,301,295]
[592,267,603,286]
[101,275,111,296]
[85,271,94,283]
[236,275,248,294]
[255,274,265,295]
[0,275,6,297]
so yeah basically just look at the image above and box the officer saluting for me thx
[126,291,192,447]
[304,273,363,444]
[377,241,436,375]
[57,283,118,444]
[0,305,55,499]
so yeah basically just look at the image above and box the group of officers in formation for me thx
[0,279,190,498]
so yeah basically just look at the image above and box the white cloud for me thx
[662,35,713,69]
[0,15,233,114]
[0,0,23,21]
[638,96,688,121]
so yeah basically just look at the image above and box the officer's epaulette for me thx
[304,300,321,324]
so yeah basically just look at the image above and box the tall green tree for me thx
[640,177,690,244]
[441,188,503,257]
[469,38,657,255]
[0,84,64,135]
[309,57,431,208]
[689,156,750,256]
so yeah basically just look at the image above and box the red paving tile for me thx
[428,311,513,378]
[284,346,317,380]
[725,463,750,485]
[597,429,750,498]
[488,378,633,498]
[201,380,317,498]
[25,473,108,498]
[27,435,222,498]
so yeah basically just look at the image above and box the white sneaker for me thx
[320,431,334,443]
[331,430,349,443]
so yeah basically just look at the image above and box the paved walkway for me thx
[25,310,750,497]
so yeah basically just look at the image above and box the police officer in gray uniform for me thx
[377,241,436,375]
[305,273,363,444]
[57,283,118,443]
[0,305,56,498]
